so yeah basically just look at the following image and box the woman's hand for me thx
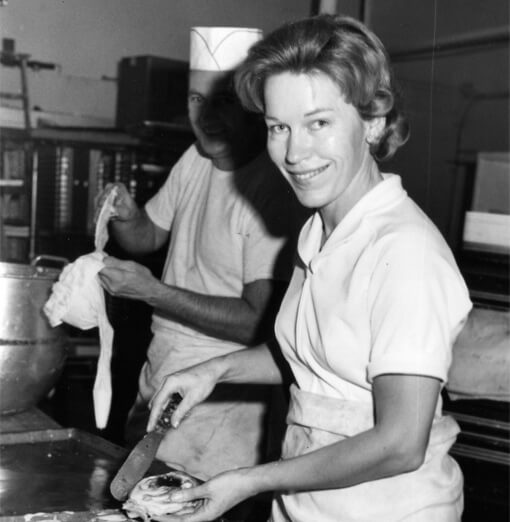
[155,469,256,522]
[148,358,225,431]
[94,182,139,223]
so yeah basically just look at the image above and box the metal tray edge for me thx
[0,428,127,459]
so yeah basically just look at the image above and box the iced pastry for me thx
[123,471,201,521]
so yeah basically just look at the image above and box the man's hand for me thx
[94,182,139,223]
[94,184,168,255]
[98,256,158,300]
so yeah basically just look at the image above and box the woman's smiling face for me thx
[264,72,380,228]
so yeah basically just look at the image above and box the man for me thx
[97,26,299,480]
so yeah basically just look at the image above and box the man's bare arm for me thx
[99,257,287,345]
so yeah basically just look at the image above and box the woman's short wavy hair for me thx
[235,14,409,161]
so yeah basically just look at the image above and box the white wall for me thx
[1,0,508,242]
[0,0,311,121]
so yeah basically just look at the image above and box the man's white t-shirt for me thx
[146,143,296,354]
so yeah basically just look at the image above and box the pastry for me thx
[123,471,201,521]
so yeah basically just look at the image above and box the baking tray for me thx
[0,510,128,522]
[0,428,263,521]
[0,428,130,516]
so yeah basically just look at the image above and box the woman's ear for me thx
[365,117,385,144]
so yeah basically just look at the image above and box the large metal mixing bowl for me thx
[0,260,68,415]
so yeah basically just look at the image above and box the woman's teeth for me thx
[292,164,328,181]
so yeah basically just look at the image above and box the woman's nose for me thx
[285,131,310,164]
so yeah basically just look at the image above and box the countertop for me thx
[0,409,127,519]
[0,410,262,522]
[0,408,61,434]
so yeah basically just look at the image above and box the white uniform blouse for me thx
[272,174,472,522]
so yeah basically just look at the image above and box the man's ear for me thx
[366,117,385,144]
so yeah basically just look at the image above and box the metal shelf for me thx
[0,179,24,188]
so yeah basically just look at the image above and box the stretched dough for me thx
[95,187,118,252]
[43,187,119,428]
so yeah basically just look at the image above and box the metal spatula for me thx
[110,393,183,501]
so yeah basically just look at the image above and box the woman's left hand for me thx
[158,469,255,522]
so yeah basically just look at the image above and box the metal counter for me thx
[0,428,126,516]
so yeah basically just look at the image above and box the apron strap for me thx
[286,384,374,436]
[286,384,460,445]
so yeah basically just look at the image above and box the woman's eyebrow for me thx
[265,107,334,120]
[304,107,334,116]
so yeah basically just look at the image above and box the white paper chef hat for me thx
[190,26,262,71]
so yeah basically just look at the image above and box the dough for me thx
[95,187,118,252]
[43,187,119,429]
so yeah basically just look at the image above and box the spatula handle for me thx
[155,392,183,432]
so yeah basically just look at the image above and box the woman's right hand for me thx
[148,359,224,431]
[94,182,138,223]
[160,468,258,522]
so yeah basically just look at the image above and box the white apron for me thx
[126,329,279,481]
[270,384,463,522]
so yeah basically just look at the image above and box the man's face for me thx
[188,70,249,170]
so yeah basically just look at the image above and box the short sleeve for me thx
[367,225,472,383]
[145,144,197,231]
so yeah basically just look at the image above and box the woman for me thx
[147,14,472,521]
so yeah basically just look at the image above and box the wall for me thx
[0,0,311,122]
[1,0,508,243]
[367,0,509,245]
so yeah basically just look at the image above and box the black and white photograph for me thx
[0,1,508,521]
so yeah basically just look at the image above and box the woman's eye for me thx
[310,119,328,130]
[268,124,288,135]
